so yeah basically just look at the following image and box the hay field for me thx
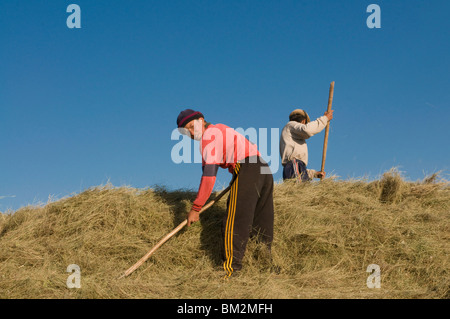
[0,169,448,299]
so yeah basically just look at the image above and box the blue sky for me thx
[1,0,449,212]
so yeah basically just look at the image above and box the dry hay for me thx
[0,170,448,299]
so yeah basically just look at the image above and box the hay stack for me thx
[0,171,448,299]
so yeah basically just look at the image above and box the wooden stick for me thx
[119,185,231,278]
[320,81,335,180]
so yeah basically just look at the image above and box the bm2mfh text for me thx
[177,303,273,316]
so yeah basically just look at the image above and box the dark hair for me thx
[289,114,307,123]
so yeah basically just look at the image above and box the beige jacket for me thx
[279,115,329,168]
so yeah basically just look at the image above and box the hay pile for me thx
[0,169,448,298]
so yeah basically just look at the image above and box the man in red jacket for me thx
[177,109,274,278]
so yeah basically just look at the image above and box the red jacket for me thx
[192,124,260,211]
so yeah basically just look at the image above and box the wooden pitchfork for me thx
[320,81,335,180]
[119,185,231,278]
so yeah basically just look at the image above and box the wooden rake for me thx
[320,81,335,180]
[118,185,231,279]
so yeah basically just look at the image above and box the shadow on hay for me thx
[151,186,227,267]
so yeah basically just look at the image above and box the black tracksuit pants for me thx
[222,156,274,277]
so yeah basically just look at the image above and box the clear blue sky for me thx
[1,0,449,212]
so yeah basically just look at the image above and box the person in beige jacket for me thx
[280,109,334,182]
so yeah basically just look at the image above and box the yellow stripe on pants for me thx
[223,163,240,278]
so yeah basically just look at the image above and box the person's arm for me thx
[291,111,333,139]
[192,164,218,211]
[187,164,219,226]
[290,116,328,139]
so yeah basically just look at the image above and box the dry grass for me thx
[0,169,448,299]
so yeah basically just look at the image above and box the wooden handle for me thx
[320,81,334,180]
[119,185,231,278]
